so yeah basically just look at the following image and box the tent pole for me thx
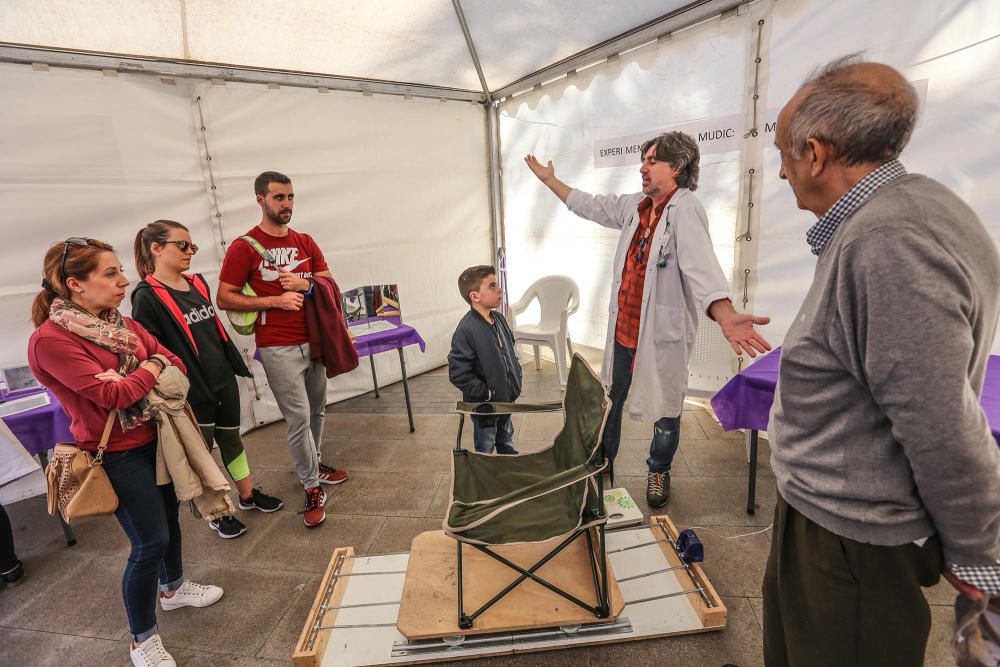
[0,43,486,103]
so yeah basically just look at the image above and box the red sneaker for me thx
[318,463,349,485]
[303,487,326,527]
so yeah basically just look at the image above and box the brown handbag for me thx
[45,412,119,522]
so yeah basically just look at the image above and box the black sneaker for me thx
[1,560,24,584]
[209,515,247,539]
[238,487,283,513]
[646,472,670,508]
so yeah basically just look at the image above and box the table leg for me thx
[369,355,380,398]
[398,348,415,433]
[37,451,77,547]
[747,429,758,515]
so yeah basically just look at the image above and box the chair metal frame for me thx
[451,409,611,630]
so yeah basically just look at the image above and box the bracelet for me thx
[145,357,166,372]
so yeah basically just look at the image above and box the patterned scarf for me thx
[48,298,155,430]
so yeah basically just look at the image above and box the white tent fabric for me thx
[1,0,998,425]
[0,63,490,430]
[2,0,696,92]
[755,0,1000,355]
[499,0,1000,397]
[499,9,752,393]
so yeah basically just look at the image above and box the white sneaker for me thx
[130,634,176,667]
[159,580,224,611]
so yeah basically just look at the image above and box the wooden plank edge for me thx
[651,515,727,629]
[293,545,356,667]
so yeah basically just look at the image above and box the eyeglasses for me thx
[60,237,92,280]
[161,240,199,254]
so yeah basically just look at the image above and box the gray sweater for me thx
[770,173,1000,566]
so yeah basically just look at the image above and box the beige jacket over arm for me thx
[149,366,233,521]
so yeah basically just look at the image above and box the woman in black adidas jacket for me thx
[132,220,282,539]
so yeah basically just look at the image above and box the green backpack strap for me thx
[226,236,274,336]
[240,235,276,265]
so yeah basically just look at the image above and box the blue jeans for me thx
[472,415,518,454]
[602,342,681,473]
[102,440,184,642]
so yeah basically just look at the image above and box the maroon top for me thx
[28,318,185,452]
[306,276,360,378]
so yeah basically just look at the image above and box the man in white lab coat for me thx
[525,132,769,507]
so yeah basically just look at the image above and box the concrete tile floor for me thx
[1,349,958,666]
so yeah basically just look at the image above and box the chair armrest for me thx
[456,400,563,416]
[510,290,535,316]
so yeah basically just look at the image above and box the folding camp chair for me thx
[444,354,612,630]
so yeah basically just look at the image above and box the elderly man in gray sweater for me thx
[764,56,1000,666]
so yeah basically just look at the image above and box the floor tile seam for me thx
[423,473,448,519]
[0,619,127,641]
[0,624,128,643]
[249,577,317,659]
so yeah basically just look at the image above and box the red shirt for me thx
[615,191,675,348]
[219,226,330,347]
[27,319,186,452]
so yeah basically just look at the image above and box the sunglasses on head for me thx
[59,237,93,280]
[161,240,199,254]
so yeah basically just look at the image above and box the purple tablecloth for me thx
[711,347,1000,445]
[252,317,426,362]
[351,317,426,358]
[2,388,74,456]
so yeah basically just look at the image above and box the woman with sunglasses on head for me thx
[131,221,282,540]
[28,237,223,667]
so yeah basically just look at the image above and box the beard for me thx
[265,206,292,225]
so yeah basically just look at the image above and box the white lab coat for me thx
[566,188,730,422]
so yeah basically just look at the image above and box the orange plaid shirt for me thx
[615,189,676,349]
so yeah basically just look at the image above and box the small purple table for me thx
[1,387,77,545]
[711,347,1000,514]
[351,317,426,433]
[253,317,427,432]
[2,388,73,457]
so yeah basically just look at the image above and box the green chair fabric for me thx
[444,354,610,545]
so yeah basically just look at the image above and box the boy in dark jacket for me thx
[448,265,522,454]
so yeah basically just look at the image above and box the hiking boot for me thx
[238,486,283,513]
[130,634,176,667]
[318,463,349,485]
[1,559,24,584]
[646,471,670,508]
[209,515,247,539]
[160,580,224,611]
[304,486,327,527]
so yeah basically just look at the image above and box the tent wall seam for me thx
[732,1,773,374]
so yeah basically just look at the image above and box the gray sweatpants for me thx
[259,343,328,490]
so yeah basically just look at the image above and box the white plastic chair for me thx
[510,276,580,386]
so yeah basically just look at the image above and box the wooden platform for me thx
[396,529,626,640]
[292,516,727,666]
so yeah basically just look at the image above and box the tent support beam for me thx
[450,0,505,283]
[451,0,491,102]
[0,43,487,103]
[493,0,750,100]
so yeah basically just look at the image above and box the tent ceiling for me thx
[1,0,720,94]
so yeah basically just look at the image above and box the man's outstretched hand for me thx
[720,312,772,357]
[524,154,572,203]
[524,154,555,183]
[708,299,771,357]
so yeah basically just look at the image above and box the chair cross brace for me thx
[456,523,610,630]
